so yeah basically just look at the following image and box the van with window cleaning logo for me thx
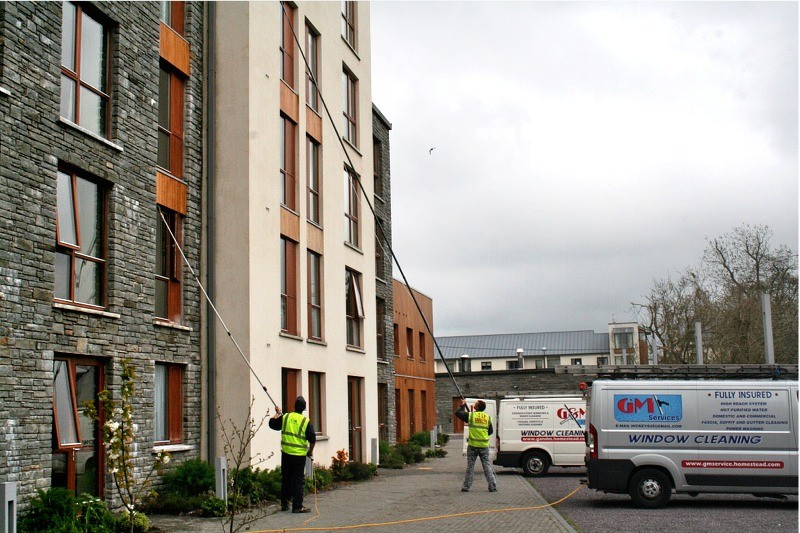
[585,379,799,508]
[492,395,586,476]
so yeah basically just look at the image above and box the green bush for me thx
[139,490,204,514]
[436,432,450,446]
[378,441,405,469]
[114,511,150,533]
[19,487,76,533]
[199,496,227,518]
[409,431,432,448]
[345,462,377,481]
[255,467,283,500]
[162,459,215,497]
[307,465,333,492]
[425,448,447,458]
[396,441,425,464]
[75,495,115,533]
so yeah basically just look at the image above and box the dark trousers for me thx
[281,452,307,510]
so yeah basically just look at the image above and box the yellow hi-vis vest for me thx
[468,411,490,448]
[281,412,310,456]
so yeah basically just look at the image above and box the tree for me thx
[643,224,797,364]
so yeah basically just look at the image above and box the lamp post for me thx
[542,347,547,368]
[516,348,524,370]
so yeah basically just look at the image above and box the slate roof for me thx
[434,330,610,360]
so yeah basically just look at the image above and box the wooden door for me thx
[347,376,363,462]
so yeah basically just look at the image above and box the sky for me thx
[369,1,798,337]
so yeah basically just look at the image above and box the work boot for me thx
[281,503,289,511]
[292,507,311,513]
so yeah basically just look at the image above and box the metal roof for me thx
[435,330,610,360]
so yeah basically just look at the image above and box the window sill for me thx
[376,277,388,285]
[0,86,10,97]
[153,444,193,454]
[53,301,120,319]
[374,194,386,205]
[307,338,327,347]
[342,138,362,157]
[58,118,124,152]
[281,204,300,217]
[340,35,360,60]
[346,345,366,354]
[307,219,323,231]
[314,434,330,442]
[154,319,192,332]
[344,241,363,255]
[306,103,322,119]
[279,331,304,342]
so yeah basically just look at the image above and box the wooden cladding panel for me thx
[392,279,435,379]
[280,82,299,123]
[160,23,190,76]
[306,108,323,143]
[306,223,323,254]
[156,171,187,215]
[280,206,300,242]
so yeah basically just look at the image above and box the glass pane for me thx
[79,87,105,136]
[76,177,100,258]
[160,1,171,25]
[155,278,168,318]
[75,449,98,496]
[154,365,168,441]
[61,2,76,70]
[80,12,106,89]
[60,76,76,122]
[54,361,80,446]
[75,365,97,447]
[156,213,167,276]
[57,171,77,245]
[55,252,71,300]
[158,130,170,169]
[311,308,320,338]
[159,68,170,129]
[74,258,100,306]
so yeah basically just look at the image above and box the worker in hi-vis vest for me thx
[269,396,316,513]
[455,400,497,492]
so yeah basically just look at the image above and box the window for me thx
[375,234,384,279]
[308,371,325,434]
[281,237,298,334]
[407,389,415,435]
[393,324,399,355]
[461,358,471,373]
[341,0,356,50]
[61,2,111,137]
[419,332,426,362]
[373,137,383,197]
[280,2,296,89]
[481,361,492,371]
[55,168,107,308]
[345,269,364,348]
[506,360,520,370]
[420,390,428,431]
[546,356,561,368]
[306,137,321,224]
[597,357,608,365]
[376,298,385,359]
[307,251,323,340]
[406,328,413,359]
[160,1,185,34]
[281,116,297,211]
[305,24,319,112]
[154,363,183,444]
[571,358,583,366]
[342,69,358,146]
[613,328,634,350]
[157,65,185,178]
[344,167,359,246]
[155,207,183,323]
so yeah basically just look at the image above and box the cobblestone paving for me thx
[150,435,574,532]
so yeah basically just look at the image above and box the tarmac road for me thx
[526,466,799,533]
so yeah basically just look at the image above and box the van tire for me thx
[628,469,671,508]
[521,451,550,476]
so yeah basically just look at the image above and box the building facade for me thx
[210,1,380,467]
[0,1,204,505]
[392,280,436,442]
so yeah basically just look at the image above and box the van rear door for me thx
[554,400,587,465]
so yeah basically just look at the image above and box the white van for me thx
[585,379,799,508]
[493,395,587,476]
[461,398,498,462]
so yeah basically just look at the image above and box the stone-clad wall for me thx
[0,2,204,506]
[435,365,799,433]
[373,106,396,444]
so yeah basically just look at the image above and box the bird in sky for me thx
[429,147,436,154]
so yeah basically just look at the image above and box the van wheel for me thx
[628,469,671,508]
[521,451,550,476]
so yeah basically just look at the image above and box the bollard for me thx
[430,427,437,448]
[215,457,227,503]
[371,438,378,464]
[0,482,16,533]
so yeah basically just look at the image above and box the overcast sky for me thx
[369,1,798,337]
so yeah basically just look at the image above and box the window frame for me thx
[280,1,296,89]
[60,1,112,138]
[154,363,184,445]
[393,324,399,356]
[308,371,325,435]
[406,328,414,359]
[306,136,321,225]
[481,361,492,371]
[373,137,383,197]
[281,237,299,335]
[375,233,385,280]
[342,69,358,146]
[155,207,183,323]
[157,63,185,179]
[281,115,298,211]
[345,269,364,348]
[55,167,108,309]
[160,1,185,35]
[344,166,360,247]
[341,0,357,50]
[419,332,426,362]
[376,298,385,360]
[307,250,323,341]
[305,23,320,112]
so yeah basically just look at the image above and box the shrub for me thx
[306,465,333,492]
[378,441,405,469]
[114,511,150,533]
[199,496,228,518]
[139,490,203,515]
[436,432,450,446]
[425,448,447,458]
[75,494,115,533]
[345,462,377,481]
[330,449,348,481]
[396,441,425,464]
[255,467,283,501]
[409,431,431,448]
[19,487,76,533]
[162,459,216,497]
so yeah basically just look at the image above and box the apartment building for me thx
[210,1,379,466]
[0,1,204,504]
[392,280,436,442]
